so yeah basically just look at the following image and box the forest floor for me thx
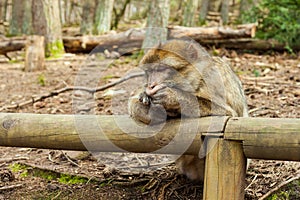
[0,48,299,200]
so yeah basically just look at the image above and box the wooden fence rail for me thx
[0,113,299,200]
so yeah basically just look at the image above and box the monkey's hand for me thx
[151,87,180,111]
[129,89,167,125]
[150,86,200,118]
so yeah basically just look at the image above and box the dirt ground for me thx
[0,48,299,200]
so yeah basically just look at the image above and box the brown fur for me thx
[128,39,248,181]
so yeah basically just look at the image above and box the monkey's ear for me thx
[140,49,160,64]
[186,42,199,61]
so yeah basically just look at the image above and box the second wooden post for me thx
[203,138,246,200]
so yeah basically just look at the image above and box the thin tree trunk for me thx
[0,0,3,22]
[9,0,32,36]
[182,0,198,27]
[209,0,221,12]
[32,0,65,57]
[199,0,209,24]
[142,0,170,50]
[112,0,131,29]
[2,0,8,22]
[80,0,95,35]
[94,0,114,34]
[64,0,71,25]
[59,0,65,25]
[221,0,230,24]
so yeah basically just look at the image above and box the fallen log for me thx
[64,25,257,54]
[0,36,26,59]
[1,24,299,55]
[0,25,256,55]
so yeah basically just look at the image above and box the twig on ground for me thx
[158,176,177,200]
[0,157,29,163]
[61,151,80,167]
[0,184,23,191]
[258,173,300,200]
[0,72,144,111]
[245,174,258,190]
[51,191,62,200]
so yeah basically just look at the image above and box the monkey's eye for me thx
[156,65,169,72]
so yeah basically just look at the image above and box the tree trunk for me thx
[220,0,230,24]
[24,35,45,72]
[209,0,221,12]
[63,0,71,25]
[182,0,198,27]
[59,0,65,25]
[239,0,259,22]
[199,0,209,24]
[80,0,95,35]
[94,0,114,34]
[142,0,170,50]
[9,0,32,36]
[32,0,65,57]
[0,0,4,22]
[112,0,131,29]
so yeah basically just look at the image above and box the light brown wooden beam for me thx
[0,113,299,161]
[224,117,300,161]
[0,113,227,154]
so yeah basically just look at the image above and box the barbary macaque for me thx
[128,39,248,181]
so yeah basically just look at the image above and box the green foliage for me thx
[253,69,260,77]
[241,0,300,51]
[37,74,46,86]
[268,191,290,200]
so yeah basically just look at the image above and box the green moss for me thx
[58,174,87,184]
[32,169,58,181]
[10,163,89,185]
[9,163,28,172]
[9,163,29,177]
[46,40,65,58]
[8,59,22,64]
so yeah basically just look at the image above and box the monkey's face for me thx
[142,63,193,97]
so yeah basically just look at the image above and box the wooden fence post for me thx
[203,138,246,200]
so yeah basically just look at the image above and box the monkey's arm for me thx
[151,86,201,118]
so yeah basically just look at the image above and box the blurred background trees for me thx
[0,0,299,52]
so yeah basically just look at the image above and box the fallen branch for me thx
[259,174,300,200]
[0,184,23,191]
[0,72,144,111]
